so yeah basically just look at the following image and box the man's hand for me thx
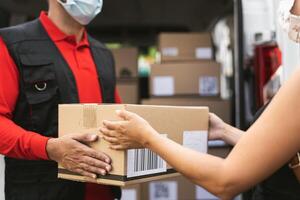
[46,133,112,179]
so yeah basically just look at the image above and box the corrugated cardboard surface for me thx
[141,175,196,200]
[159,32,212,62]
[150,62,221,97]
[58,104,209,186]
[111,48,138,78]
[59,104,126,176]
[140,148,231,200]
[121,184,142,200]
[117,79,139,104]
[142,97,231,124]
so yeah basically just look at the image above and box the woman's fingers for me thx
[100,127,116,137]
[74,168,97,179]
[116,109,135,120]
[102,120,120,130]
[109,144,126,150]
[100,127,127,145]
[102,135,119,144]
[99,127,119,142]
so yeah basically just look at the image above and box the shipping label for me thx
[195,47,213,59]
[153,76,175,96]
[199,76,219,96]
[162,47,179,57]
[121,189,137,200]
[149,181,178,200]
[183,131,208,153]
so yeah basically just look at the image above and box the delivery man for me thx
[0,0,122,199]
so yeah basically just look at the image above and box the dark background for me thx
[0,0,233,45]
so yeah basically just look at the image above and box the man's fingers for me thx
[74,168,97,179]
[82,156,112,172]
[79,163,107,176]
[84,147,111,164]
[116,109,134,120]
[72,133,98,144]
[72,141,110,162]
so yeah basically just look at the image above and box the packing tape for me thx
[83,104,97,129]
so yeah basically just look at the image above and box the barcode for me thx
[133,149,164,172]
[127,148,167,178]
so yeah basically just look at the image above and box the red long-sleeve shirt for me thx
[0,12,121,200]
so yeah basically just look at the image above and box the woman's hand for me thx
[100,110,158,150]
[208,113,226,141]
[209,113,244,146]
[101,129,143,150]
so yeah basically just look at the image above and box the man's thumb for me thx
[72,133,98,143]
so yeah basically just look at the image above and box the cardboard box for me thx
[142,176,196,200]
[117,79,139,104]
[58,104,209,186]
[142,177,236,200]
[159,33,213,62]
[141,176,228,200]
[150,62,221,97]
[140,149,231,200]
[140,146,232,200]
[196,186,218,200]
[112,48,138,78]
[121,184,142,200]
[141,97,231,124]
[142,98,233,150]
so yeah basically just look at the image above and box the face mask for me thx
[288,14,300,43]
[58,0,103,25]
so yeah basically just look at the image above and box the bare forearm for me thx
[222,124,244,146]
[145,131,236,200]
[291,0,300,15]
[103,70,300,200]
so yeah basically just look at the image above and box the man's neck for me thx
[48,3,85,43]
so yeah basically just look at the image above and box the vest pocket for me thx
[20,54,59,136]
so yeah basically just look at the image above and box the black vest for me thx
[250,101,300,200]
[0,19,121,200]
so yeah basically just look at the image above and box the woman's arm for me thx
[101,69,300,199]
[102,112,244,150]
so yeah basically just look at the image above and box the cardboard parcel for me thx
[159,32,213,62]
[150,62,221,97]
[111,47,138,78]
[58,104,209,186]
